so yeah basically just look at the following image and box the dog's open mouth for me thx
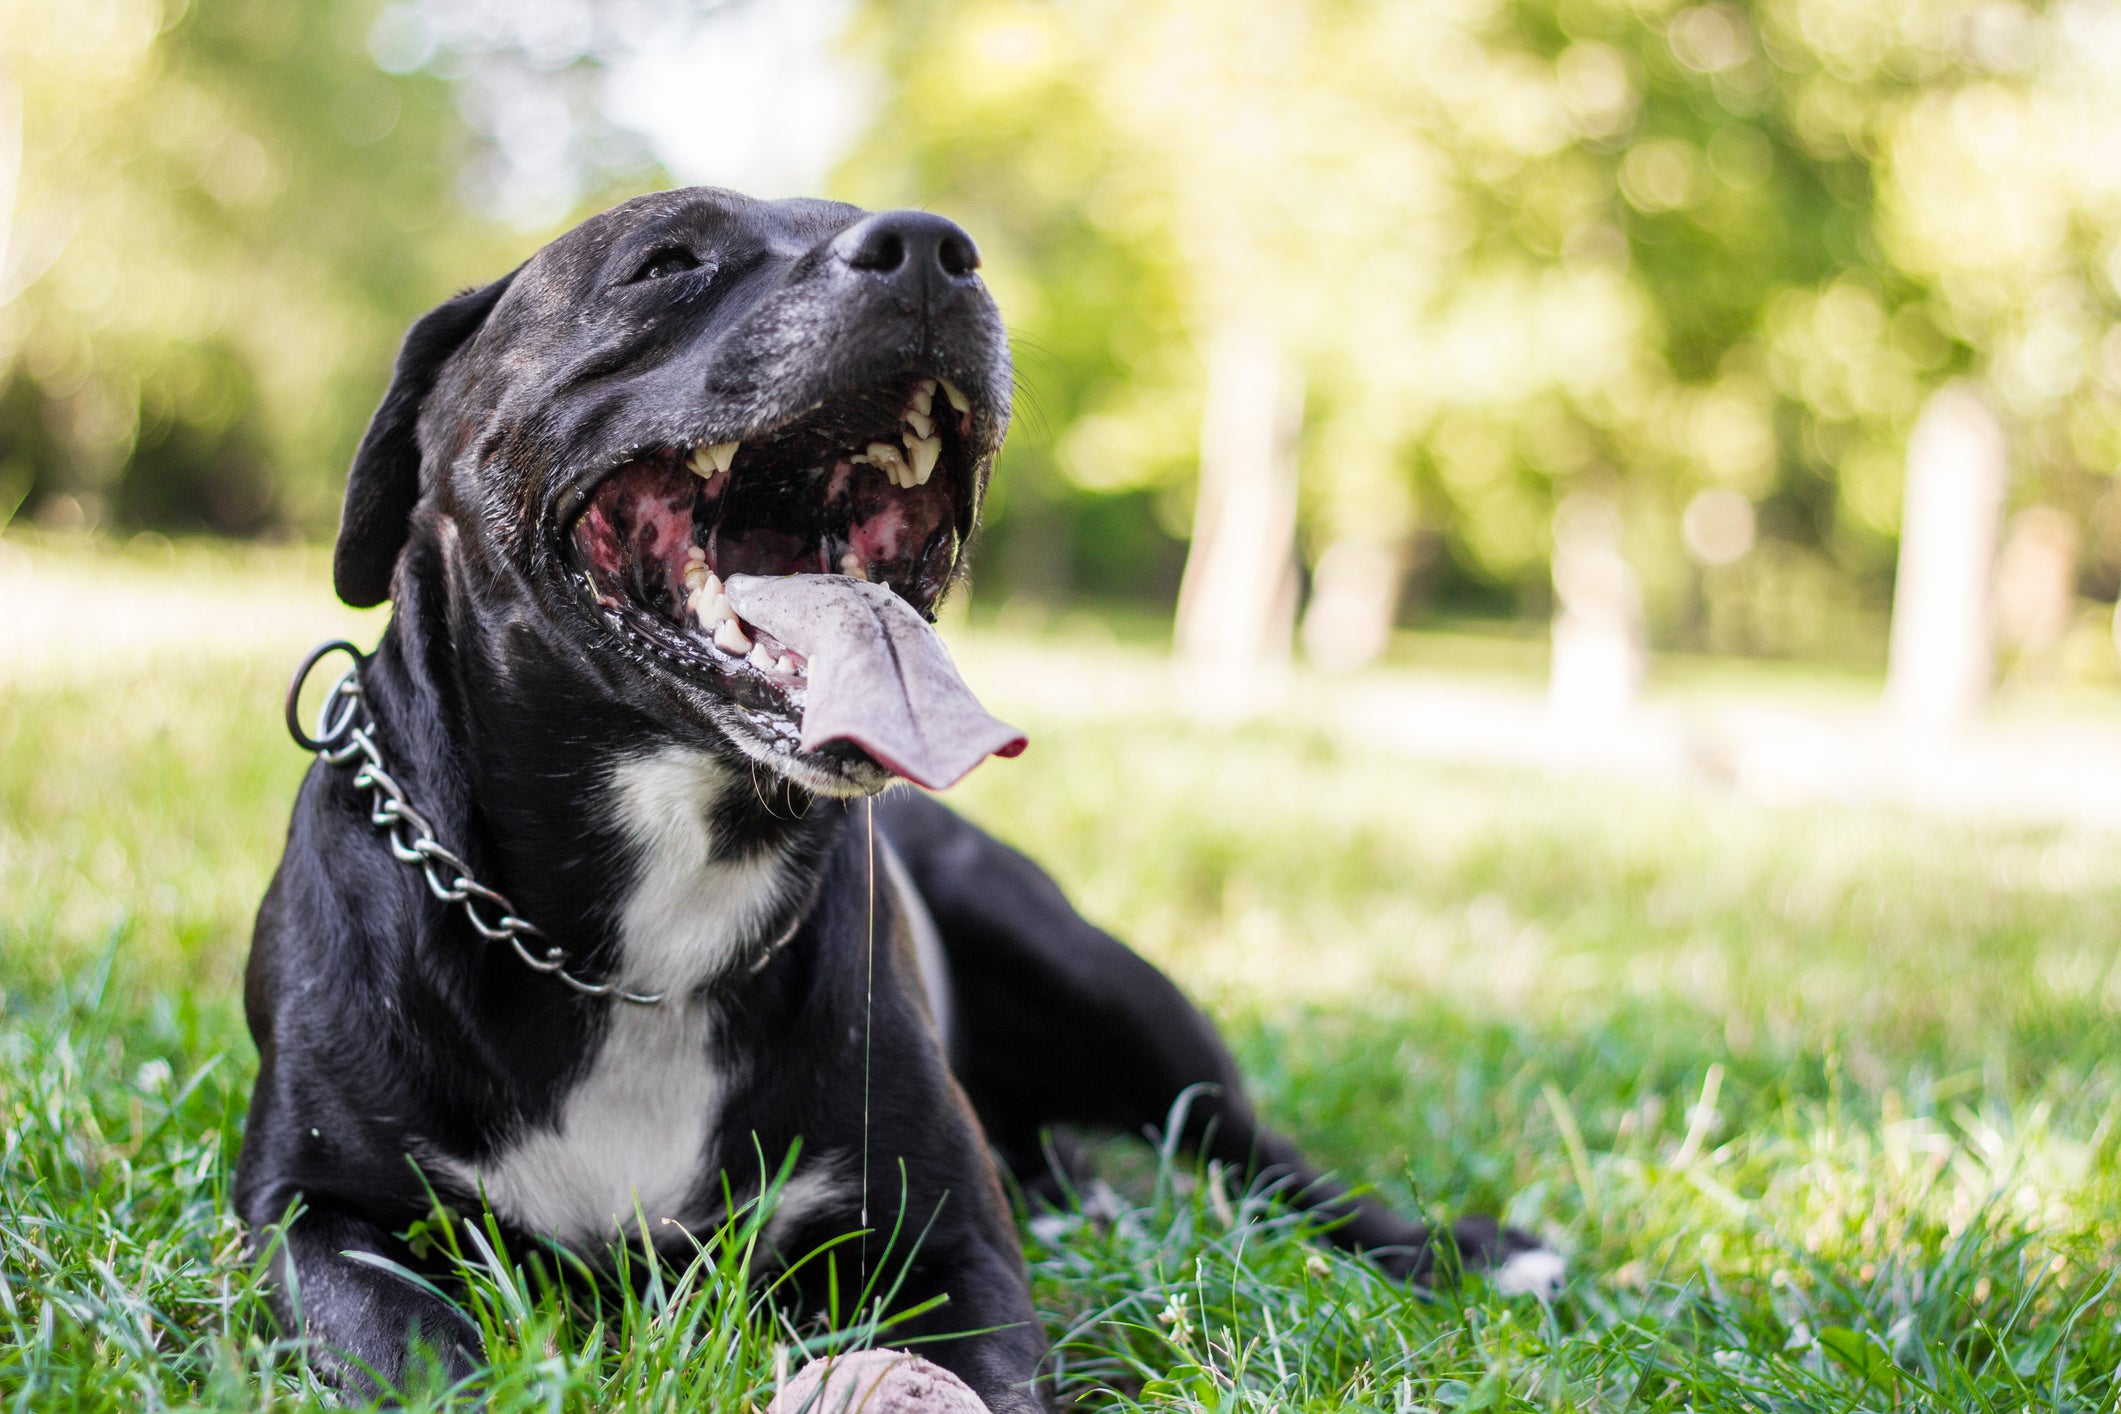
[568,375,1023,789]
[571,375,973,682]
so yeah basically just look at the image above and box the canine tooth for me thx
[939,378,970,414]
[903,407,934,439]
[908,433,941,485]
[714,618,752,655]
[707,591,731,623]
[705,441,739,474]
[867,440,910,485]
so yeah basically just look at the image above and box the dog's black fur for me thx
[236,188,1549,1412]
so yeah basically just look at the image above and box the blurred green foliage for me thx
[839,0,2121,650]
[0,0,517,535]
[5,0,2120,658]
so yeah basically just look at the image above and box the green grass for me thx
[8,540,2121,1409]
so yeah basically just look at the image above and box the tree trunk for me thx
[1173,324,1301,693]
[1300,537,1405,672]
[1548,492,1644,731]
[1887,382,2006,732]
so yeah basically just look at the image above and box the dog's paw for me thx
[1489,1244,1568,1299]
[769,1348,991,1413]
[1429,1216,1568,1297]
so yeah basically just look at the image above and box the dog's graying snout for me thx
[834,211,981,286]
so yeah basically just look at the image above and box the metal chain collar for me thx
[284,640,672,1005]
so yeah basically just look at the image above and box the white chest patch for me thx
[437,747,799,1245]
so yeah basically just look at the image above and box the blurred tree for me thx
[838,0,2121,664]
[0,0,515,535]
[8,0,2117,677]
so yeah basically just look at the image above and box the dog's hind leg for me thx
[254,1202,482,1401]
[874,792,1558,1288]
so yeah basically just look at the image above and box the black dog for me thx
[236,188,1559,1412]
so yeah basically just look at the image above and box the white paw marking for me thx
[1491,1246,1567,1298]
[761,1162,856,1249]
[1025,1213,1071,1245]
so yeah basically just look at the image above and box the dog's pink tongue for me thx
[723,574,1026,791]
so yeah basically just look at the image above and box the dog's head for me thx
[336,188,1012,795]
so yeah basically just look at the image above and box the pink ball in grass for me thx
[766,1348,992,1414]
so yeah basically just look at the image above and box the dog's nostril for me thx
[937,233,978,276]
[849,229,907,274]
[837,212,981,285]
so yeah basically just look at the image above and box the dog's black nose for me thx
[834,212,980,286]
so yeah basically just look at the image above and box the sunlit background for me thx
[12,3,2121,1407]
[8,0,2121,770]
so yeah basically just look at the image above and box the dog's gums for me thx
[569,375,974,698]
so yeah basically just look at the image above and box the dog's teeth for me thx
[714,618,752,655]
[840,552,869,581]
[689,441,738,478]
[692,588,732,631]
[748,643,777,673]
[867,440,911,486]
[938,378,970,414]
[776,654,800,677]
[912,379,935,417]
[682,562,709,594]
[686,544,707,563]
[903,407,934,439]
[907,433,942,485]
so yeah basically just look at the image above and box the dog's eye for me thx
[630,248,704,283]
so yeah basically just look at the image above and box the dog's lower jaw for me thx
[654,666,897,799]
[713,713,897,799]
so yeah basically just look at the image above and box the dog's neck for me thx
[364,538,848,1002]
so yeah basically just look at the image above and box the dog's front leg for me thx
[871,1232,1051,1414]
[260,1203,482,1401]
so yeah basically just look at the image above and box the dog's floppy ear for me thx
[334,273,516,608]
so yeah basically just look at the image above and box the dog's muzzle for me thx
[568,373,1021,789]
